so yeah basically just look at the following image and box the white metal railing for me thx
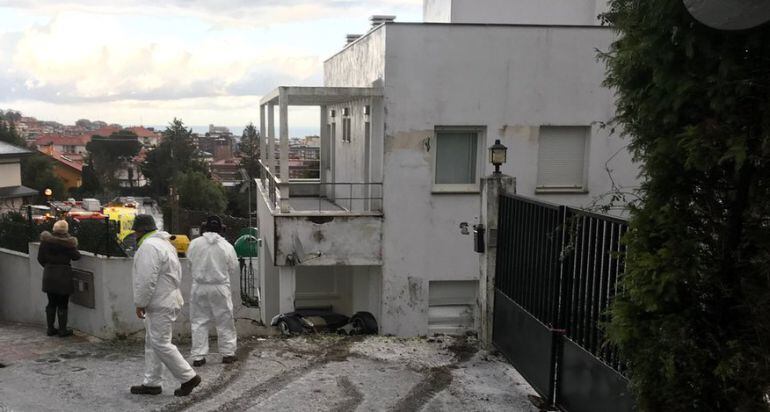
[258,159,290,212]
[258,159,383,214]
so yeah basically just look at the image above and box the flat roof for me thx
[0,141,33,158]
[260,86,383,106]
[0,185,38,199]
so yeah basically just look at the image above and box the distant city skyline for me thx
[0,1,422,128]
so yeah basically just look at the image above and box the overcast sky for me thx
[0,0,422,131]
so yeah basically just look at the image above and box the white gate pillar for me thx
[479,174,515,349]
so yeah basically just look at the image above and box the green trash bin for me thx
[235,228,260,307]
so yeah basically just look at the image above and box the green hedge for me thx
[0,212,125,257]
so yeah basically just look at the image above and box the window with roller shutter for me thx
[536,126,589,192]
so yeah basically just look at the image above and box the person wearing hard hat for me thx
[129,214,201,397]
[187,215,239,366]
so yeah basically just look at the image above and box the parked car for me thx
[271,308,378,336]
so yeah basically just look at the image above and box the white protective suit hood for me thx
[187,232,239,286]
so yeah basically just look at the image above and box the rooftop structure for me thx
[0,141,38,213]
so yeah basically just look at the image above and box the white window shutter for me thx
[537,126,588,188]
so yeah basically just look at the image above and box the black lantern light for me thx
[488,139,507,175]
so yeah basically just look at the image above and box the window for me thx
[536,126,589,192]
[342,118,351,143]
[432,126,483,192]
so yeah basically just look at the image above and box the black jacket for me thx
[38,231,81,295]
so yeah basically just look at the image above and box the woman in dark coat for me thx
[38,219,81,337]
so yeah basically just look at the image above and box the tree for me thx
[21,154,65,200]
[601,1,770,410]
[75,119,93,129]
[240,123,261,179]
[0,111,25,147]
[71,164,102,198]
[175,171,227,213]
[141,118,207,197]
[85,130,141,191]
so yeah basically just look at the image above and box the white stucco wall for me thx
[423,0,608,25]
[423,0,452,23]
[325,23,638,336]
[295,265,382,320]
[0,245,256,339]
[376,24,636,336]
[0,161,22,187]
[0,247,34,323]
[324,28,386,88]
[274,215,383,266]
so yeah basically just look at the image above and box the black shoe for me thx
[192,358,206,367]
[130,385,162,395]
[174,375,201,397]
[222,356,237,364]
[45,307,57,336]
[57,307,72,337]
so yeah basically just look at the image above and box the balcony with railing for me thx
[257,160,382,215]
[254,86,384,267]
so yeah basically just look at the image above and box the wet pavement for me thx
[0,321,539,411]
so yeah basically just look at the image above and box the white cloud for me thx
[4,11,323,104]
[0,0,422,125]
[0,1,423,26]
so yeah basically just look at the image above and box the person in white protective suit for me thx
[187,215,239,366]
[129,214,202,397]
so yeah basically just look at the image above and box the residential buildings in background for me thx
[0,141,38,213]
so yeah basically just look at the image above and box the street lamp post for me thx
[488,139,508,175]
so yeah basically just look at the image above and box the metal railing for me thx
[258,159,284,211]
[291,182,383,213]
[495,194,629,372]
[257,160,383,213]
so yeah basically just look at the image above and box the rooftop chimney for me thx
[346,34,362,45]
[370,15,396,27]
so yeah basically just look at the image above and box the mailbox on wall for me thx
[71,269,95,309]
[473,224,485,253]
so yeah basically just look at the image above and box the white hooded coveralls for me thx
[133,231,196,387]
[187,232,239,361]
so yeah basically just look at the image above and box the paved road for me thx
[0,322,538,411]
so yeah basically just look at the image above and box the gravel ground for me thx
[0,321,539,412]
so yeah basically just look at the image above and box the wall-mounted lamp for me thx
[488,139,507,175]
[44,188,53,197]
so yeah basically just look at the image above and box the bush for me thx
[602,1,770,410]
[0,213,125,256]
[0,213,37,253]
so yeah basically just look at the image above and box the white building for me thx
[0,141,38,213]
[255,0,638,337]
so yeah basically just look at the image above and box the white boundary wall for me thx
[0,245,257,339]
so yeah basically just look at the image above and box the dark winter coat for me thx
[38,231,81,295]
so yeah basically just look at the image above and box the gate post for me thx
[479,174,515,349]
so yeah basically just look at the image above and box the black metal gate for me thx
[493,194,634,411]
